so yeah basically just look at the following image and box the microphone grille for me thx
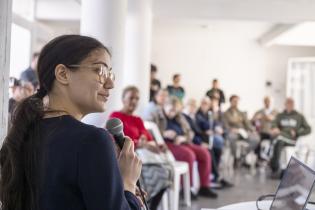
[106,118,123,135]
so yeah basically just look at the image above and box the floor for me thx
[179,167,280,210]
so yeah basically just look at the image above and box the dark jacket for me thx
[39,115,141,210]
[183,113,207,145]
[20,67,38,88]
[206,88,225,105]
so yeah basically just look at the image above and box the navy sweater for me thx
[38,115,141,210]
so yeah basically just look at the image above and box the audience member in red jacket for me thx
[109,86,169,210]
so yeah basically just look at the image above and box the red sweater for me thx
[109,111,153,146]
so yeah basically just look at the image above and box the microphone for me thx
[106,118,125,149]
[106,118,149,210]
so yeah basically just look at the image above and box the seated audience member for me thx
[162,96,217,198]
[20,52,40,89]
[252,96,278,140]
[182,99,208,146]
[208,97,226,163]
[149,64,161,101]
[269,98,311,178]
[223,95,260,157]
[8,77,22,115]
[252,96,278,161]
[109,86,171,210]
[184,98,232,187]
[144,92,218,194]
[142,89,168,131]
[8,78,34,115]
[167,74,185,103]
[20,81,35,98]
[8,78,35,130]
[205,79,226,107]
[196,97,225,154]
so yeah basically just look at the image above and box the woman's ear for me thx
[55,64,70,85]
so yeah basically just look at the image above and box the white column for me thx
[80,0,127,127]
[0,0,12,143]
[124,0,152,114]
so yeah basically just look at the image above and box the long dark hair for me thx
[0,35,110,210]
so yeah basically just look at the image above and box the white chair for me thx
[279,137,309,169]
[220,143,235,180]
[144,121,191,210]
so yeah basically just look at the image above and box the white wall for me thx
[264,45,315,110]
[151,20,315,117]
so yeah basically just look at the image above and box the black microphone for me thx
[106,118,149,210]
[106,118,125,149]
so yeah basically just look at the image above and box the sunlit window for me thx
[9,23,31,79]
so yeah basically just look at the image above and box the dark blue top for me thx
[166,118,185,137]
[39,115,141,210]
[20,67,39,87]
[165,117,187,143]
[183,114,206,145]
[195,110,211,132]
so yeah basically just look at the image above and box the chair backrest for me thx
[144,121,176,162]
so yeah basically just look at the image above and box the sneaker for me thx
[198,187,218,198]
[220,179,234,188]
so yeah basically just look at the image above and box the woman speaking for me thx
[0,35,142,210]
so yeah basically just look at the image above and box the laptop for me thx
[270,156,315,210]
[202,156,315,210]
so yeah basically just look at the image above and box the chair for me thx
[234,140,251,168]
[144,121,191,210]
[220,142,235,180]
[280,138,310,169]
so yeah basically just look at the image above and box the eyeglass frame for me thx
[66,63,115,83]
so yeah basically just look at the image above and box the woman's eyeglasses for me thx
[67,63,115,83]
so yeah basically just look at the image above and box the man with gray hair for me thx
[270,98,311,178]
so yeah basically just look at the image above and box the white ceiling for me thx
[32,0,315,47]
[35,0,315,23]
[273,22,315,46]
[153,0,315,24]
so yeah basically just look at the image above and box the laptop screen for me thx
[271,157,315,210]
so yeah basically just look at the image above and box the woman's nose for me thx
[103,77,114,89]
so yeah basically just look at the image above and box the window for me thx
[9,23,31,79]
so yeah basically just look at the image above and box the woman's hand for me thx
[206,129,213,136]
[144,141,160,154]
[118,137,142,194]
[201,142,209,149]
[159,144,169,153]
[175,136,187,145]
[163,130,177,139]
[271,128,280,137]
[137,135,148,147]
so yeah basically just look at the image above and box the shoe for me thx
[191,191,198,200]
[220,179,234,188]
[198,187,218,198]
[210,181,223,189]
[180,190,198,200]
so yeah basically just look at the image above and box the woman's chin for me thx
[92,102,106,113]
[96,105,106,113]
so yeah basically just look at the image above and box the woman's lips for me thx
[98,93,109,102]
